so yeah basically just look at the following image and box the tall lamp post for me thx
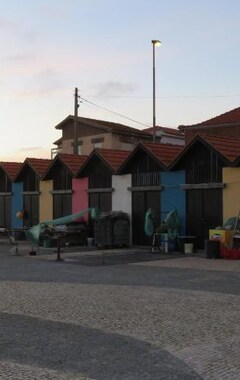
[152,39,161,142]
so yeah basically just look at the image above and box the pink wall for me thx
[72,177,89,223]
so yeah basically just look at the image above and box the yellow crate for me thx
[209,229,233,245]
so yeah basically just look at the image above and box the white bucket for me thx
[184,243,193,254]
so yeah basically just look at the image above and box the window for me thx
[71,140,82,155]
[93,142,103,149]
[121,142,134,151]
[91,137,104,149]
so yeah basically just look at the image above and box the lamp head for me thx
[152,40,162,46]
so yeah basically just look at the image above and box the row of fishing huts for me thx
[1,132,240,248]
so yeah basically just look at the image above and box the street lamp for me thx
[152,39,162,142]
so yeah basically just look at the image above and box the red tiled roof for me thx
[142,142,184,167]
[26,158,52,177]
[54,115,152,138]
[0,162,22,181]
[180,107,240,129]
[170,133,240,169]
[15,158,52,180]
[95,148,130,171]
[58,153,88,175]
[198,133,240,162]
[143,126,184,137]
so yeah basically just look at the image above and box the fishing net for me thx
[164,209,180,240]
[144,208,154,237]
[25,207,100,245]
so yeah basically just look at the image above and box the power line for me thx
[80,91,240,130]
[81,97,152,129]
[84,94,240,99]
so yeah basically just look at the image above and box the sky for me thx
[1,0,240,161]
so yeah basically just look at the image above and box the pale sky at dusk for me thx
[1,0,240,161]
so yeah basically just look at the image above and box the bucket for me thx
[184,243,193,254]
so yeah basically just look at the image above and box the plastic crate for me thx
[94,211,130,248]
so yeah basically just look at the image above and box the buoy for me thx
[16,211,24,219]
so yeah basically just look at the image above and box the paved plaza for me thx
[0,243,240,379]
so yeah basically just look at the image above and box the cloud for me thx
[95,81,138,97]
[4,53,35,63]
[17,146,44,153]
[21,29,39,44]
[16,68,63,97]
[0,17,18,31]
[0,15,39,48]
[35,68,61,89]
[1,146,51,162]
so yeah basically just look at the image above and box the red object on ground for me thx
[220,246,240,259]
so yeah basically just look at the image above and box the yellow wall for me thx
[223,168,240,222]
[39,180,53,222]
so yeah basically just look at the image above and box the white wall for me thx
[161,135,185,145]
[112,174,132,245]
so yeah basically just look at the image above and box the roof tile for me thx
[0,162,22,181]
[14,158,52,180]
[58,153,88,175]
[198,133,240,162]
[181,107,240,128]
[143,142,184,167]
[95,148,130,171]
[26,158,52,177]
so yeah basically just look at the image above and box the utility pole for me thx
[151,40,161,142]
[73,87,79,155]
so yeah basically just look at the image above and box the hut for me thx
[14,158,51,228]
[77,148,130,235]
[170,134,240,248]
[118,142,183,246]
[0,162,22,228]
[42,153,88,220]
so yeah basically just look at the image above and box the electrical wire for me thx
[81,92,240,129]
[80,91,240,131]
[84,94,240,99]
[81,97,152,129]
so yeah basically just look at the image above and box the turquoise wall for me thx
[12,182,23,228]
[160,171,186,235]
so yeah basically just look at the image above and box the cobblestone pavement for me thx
[0,245,240,379]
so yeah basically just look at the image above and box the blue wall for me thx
[160,171,186,235]
[12,182,23,228]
